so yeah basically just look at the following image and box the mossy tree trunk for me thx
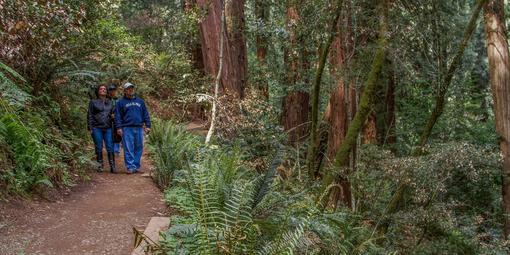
[318,1,357,207]
[415,0,486,151]
[319,0,389,208]
[307,0,344,180]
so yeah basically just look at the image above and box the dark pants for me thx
[91,128,113,154]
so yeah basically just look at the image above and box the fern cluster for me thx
[0,62,90,196]
[149,120,382,254]
[0,111,55,194]
[148,120,202,189]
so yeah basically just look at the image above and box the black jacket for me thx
[87,98,114,130]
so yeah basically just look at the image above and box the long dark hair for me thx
[94,84,108,98]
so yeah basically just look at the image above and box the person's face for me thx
[125,87,135,97]
[108,89,117,97]
[98,86,107,97]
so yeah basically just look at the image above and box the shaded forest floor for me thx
[0,152,168,255]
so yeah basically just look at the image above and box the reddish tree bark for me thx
[197,0,247,99]
[324,0,356,208]
[282,5,310,143]
[483,0,510,238]
[362,114,377,144]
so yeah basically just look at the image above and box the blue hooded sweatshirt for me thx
[114,96,151,129]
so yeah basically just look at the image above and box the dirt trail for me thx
[0,152,167,255]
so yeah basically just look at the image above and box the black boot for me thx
[108,152,117,174]
[96,151,103,172]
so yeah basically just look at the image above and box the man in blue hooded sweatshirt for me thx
[115,82,151,174]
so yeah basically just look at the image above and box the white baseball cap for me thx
[123,82,135,89]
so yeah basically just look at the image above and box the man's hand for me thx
[117,129,123,136]
[144,127,151,134]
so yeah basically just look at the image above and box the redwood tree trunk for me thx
[282,4,310,144]
[320,0,388,209]
[484,0,510,238]
[197,0,247,99]
[324,0,355,207]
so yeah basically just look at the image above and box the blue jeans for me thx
[114,143,121,154]
[122,127,143,172]
[91,128,113,154]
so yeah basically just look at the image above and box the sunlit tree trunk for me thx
[197,0,247,99]
[483,0,510,238]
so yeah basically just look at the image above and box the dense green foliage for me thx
[150,121,508,254]
[149,120,382,254]
[0,0,202,196]
[2,0,510,254]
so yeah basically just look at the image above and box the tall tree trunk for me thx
[373,57,396,146]
[319,0,388,208]
[205,1,226,144]
[282,4,310,144]
[255,0,269,99]
[307,0,344,179]
[319,0,356,207]
[484,0,510,238]
[197,0,247,99]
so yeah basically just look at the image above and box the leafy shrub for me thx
[215,90,287,171]
[152,128,381,254]
[351,142,508,254]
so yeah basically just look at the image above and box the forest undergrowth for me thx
[148,112,509,254]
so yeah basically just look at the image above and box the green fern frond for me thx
[258,217,309,255]
[0,62,30,106]
[0,61,26,82]
[251,143,285,210]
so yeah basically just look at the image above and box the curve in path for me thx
[0,153,167,255]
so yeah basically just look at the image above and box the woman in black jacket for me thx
[87,84,116,173]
